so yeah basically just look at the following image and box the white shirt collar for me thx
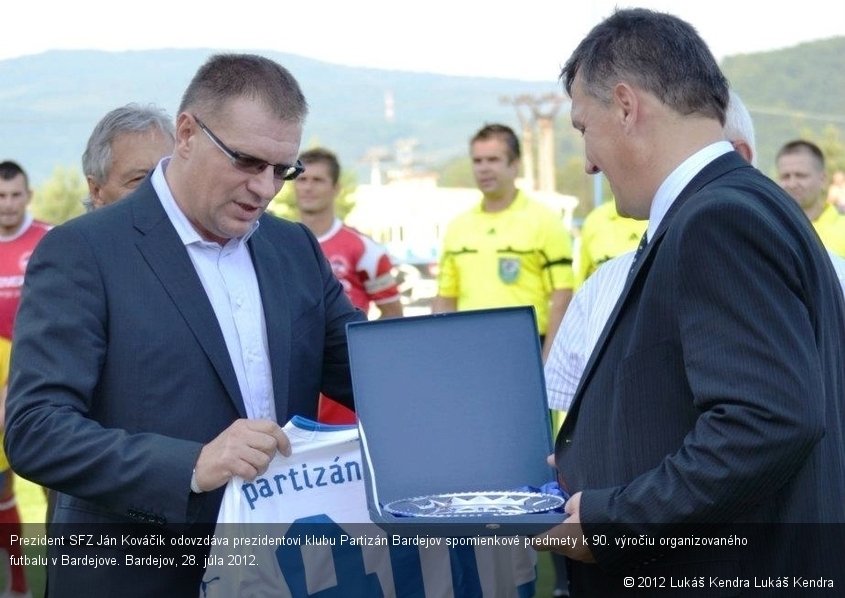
[316,218,343,243]
[647,141,733,242]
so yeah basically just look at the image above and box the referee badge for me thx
[498,257,521,284]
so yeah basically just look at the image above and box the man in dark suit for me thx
[4,54,364,597]
[535,8,845,596]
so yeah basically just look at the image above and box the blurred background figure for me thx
[827,170,845,213]
[82,103,174,211]
[433,123,574,360]
[0,336,26,598]
[0,160,47,598]
[776,139,845,256]
[574,198,645,289]
[295,147,402,424]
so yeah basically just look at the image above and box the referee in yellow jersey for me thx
[433,124,574,362]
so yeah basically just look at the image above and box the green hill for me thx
[0,49,556,185]
[1,40,842,193]
[722,36,845,174]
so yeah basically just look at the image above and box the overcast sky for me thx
[3,1,842,81]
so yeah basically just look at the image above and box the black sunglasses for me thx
[193,115,304,181]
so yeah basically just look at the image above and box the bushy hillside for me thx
[722,37,845,173]
[1,39,841,190]
[0,49,556,184]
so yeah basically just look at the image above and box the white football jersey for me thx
[201,417,536,597]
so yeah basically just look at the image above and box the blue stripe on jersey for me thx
[276,515,384,597]
[388,545,426,598]
[289,415,358,432]
[449,546,483,597]
[517,574,537,598]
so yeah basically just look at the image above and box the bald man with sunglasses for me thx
[5,54,363,597]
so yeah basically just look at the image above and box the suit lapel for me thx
[131,181,247,418]
[249,224,293,424]
[563,227,666,422]
[564,152,749,422]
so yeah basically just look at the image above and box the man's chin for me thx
[614,201,648,221]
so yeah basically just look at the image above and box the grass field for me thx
[5,477,559,597]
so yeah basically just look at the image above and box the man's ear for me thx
[87,175,104,209]
[612,82,639,130]
[174,112,197,158]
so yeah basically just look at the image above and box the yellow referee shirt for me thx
[0,337,10,471]
[575,199,647,288]
[813,203,845,258]
[437,190,573,335]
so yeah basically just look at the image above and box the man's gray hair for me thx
[82,103,175,186]
[724,90,757,166]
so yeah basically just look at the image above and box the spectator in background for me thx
[0,162,50,341]
[295,147,402,423]
[828,170,845,212]
[574,199,645,288]
[0,338,25,598]
[0,160,49,598]
[82,103,175,211]
[776,139,845,256]
[0,160,50,596]
[433,123,574,360]
[295,148,402,319]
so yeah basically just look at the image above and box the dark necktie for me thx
[628,232,648,276]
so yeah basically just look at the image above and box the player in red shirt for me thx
[0,160,50,598]
[0,164,51,341]
[295,148,402,424]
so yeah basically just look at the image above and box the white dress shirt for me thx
[152,160,276,422]
[647,141,733,241]
[545,252,633,411]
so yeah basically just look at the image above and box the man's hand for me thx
[193,419,291,492]
[531,492,596,563]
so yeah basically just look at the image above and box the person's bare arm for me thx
[432,296,457,313]
[376,299,403,319]
[543,288,573,361]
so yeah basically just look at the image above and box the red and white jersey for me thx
[0,215,51,340]
[318,219,400,312]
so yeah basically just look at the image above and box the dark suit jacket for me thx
[4,178,365,596]
[555,152,845,596]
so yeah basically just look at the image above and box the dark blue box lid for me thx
[347,306,564,535]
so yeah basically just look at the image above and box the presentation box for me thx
[347,307,566,536]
